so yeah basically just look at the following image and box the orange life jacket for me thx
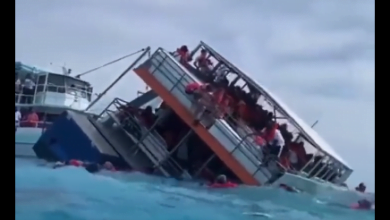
[290,143,307,164]
[280,156,291,169]
[255,136,266,146]
[27,113,39,127]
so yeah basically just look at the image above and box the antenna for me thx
[311,120,319,128]
[50,62,71,75]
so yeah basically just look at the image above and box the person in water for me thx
[350,199,374,210]
[355,182,366,193]
[53,160,116,173]
[208,174,238,188]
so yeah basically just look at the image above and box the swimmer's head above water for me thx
[103,161,114,170]
[215,174,227,184]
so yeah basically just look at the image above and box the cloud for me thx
[16,0,375,189]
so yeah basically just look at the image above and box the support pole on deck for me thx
[193,154,216,178]
[153,129,193,170]
[86,47,151,111]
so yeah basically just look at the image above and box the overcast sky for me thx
[15,0,375,190]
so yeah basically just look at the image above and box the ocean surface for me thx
[16,159,374,220]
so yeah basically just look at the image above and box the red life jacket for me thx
[263,124,278,143]
[185,82,201,93]
[69,159,83,167]
[255,136,266,146]
[209,182,238,188]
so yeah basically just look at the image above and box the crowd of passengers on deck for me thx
[15,71,46,131]
[115,45,344,183]
[175,45,342,180]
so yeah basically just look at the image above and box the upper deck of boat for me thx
[15,62,93,112]
[199,42,350,169]
[128,43,351,185]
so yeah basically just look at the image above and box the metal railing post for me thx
[306,156,326,176]
[312,157,330,178]
[299,151,320,173]
[193,154,216,178]
[319,166,333,180]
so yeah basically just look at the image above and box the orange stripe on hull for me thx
[134,67,260,186]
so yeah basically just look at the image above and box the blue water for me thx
[16,159,374,220]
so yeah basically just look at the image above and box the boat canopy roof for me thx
[15,61,91,86]
[198,41,352,170]
[15,61,49,75]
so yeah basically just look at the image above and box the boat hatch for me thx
[133,48,285,185]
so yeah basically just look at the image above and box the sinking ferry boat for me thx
[14,49,150,158]
[27,42,369,203]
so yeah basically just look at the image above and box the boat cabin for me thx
[15,62,93,128]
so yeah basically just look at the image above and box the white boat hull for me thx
[272,173,374,205]
[15,127,41,158]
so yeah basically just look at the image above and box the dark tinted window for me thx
[47,74,65,93]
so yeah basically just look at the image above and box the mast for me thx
[86,47,151,111]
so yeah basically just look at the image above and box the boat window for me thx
[46,74,66,93]
[295,135,317,155]
[241,84,251,93]
[36,75,47,92]
[65,78,92,101]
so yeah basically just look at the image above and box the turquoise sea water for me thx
[16,159,374,220]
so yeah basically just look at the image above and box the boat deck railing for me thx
[17,120,52,129]
[97,97,191,179]
[142,49,287,183]
[15,83,92,107]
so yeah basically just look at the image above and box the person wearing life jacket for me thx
[185,82,215,125]
[350,199,373,210]
[279,147,292,170]
[185,82,213,105]
[237,100,252,123]
[177,45,191,67]
[185,82,212,94]
[26,109,39,127]
[102,161,116,171]
[279,183,299,193]
[53,159,83,169]
[355,182,366,193]
[194,49,211,72]
[289,141,308,169]
[208,174,238,188]
[263,121,285,158]
[53,160,117,173]
[69,159,84,167]
[212,88,230,118]
[218,95,231,118]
